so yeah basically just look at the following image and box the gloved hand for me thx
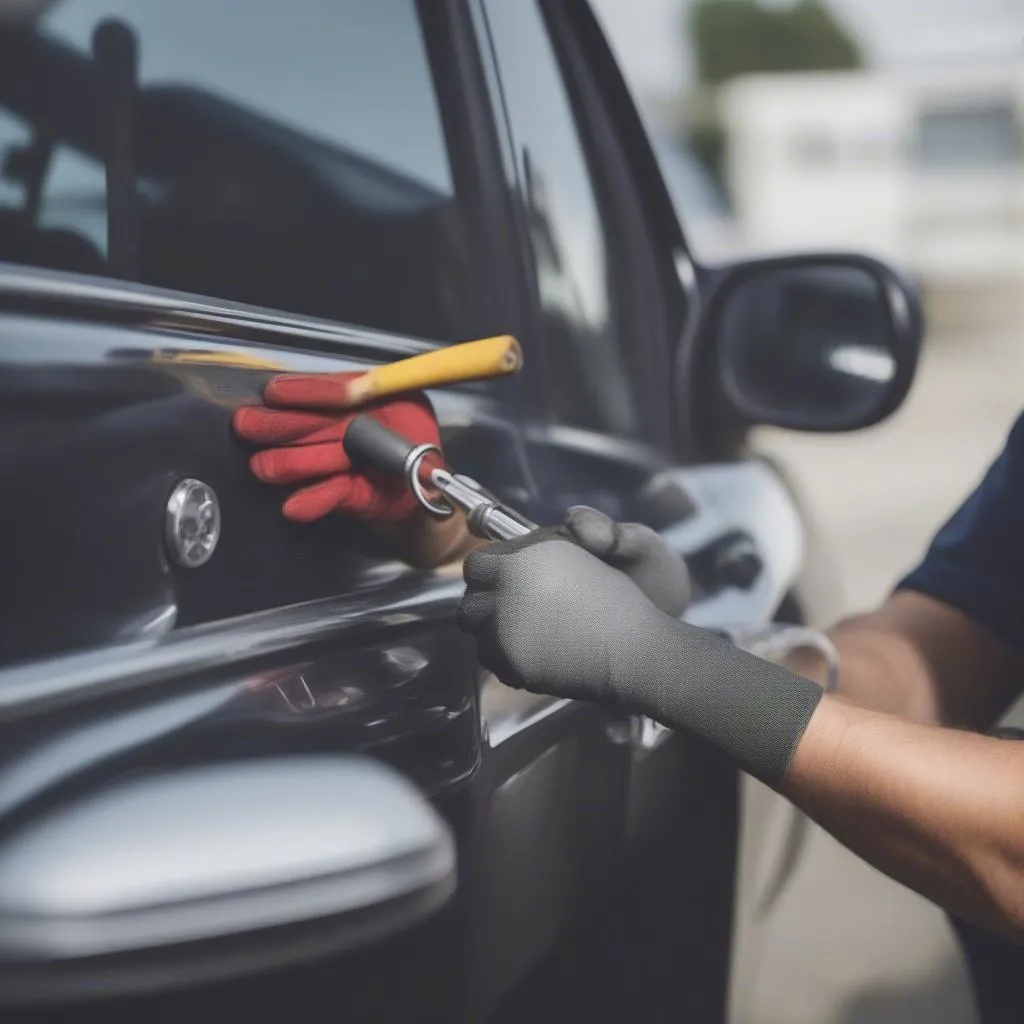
[233,373,479,567]
[233,374,442,523]
[456,531,823,786]
[562,506,691,617]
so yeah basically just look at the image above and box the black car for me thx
[0,2,921,1021]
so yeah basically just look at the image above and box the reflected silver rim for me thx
[403,444,451,518]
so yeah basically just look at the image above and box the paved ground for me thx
[730,327,1024,1024]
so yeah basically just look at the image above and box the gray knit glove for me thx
[457,532,822,786]
[563,506,691,618]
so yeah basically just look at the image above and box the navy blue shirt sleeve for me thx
[899,411,1024,654]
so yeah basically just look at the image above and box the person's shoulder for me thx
[897,402,1024,652]
[974,407,1024,497]
[1002,408,1024,458]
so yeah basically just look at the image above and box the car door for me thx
[0,2,579,1021]
[469,3,743,1022]
[474,3,819,1022]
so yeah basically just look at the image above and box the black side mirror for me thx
[708,254,922,432]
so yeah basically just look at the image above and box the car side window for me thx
[0,0,478,343]
[482,0,644,440]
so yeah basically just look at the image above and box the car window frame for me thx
[418,0,529,341]
[556,0,705,463]
[466,0,552,427]
[474,0,676,453]
[419,0,537,419]
[541,0,676,451]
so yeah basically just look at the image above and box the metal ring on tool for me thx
[403,443,452,518]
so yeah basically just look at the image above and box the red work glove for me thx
[232,373,443,524]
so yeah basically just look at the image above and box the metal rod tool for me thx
[343,415,536,541]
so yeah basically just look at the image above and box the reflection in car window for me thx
[484,0,641,439]
[915,102,1021,170]
[0,0,478,343]
[40,147,109,257]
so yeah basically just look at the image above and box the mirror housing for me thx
[0,756,456,1004]
[706,254,922,432]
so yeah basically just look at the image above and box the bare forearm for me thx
[785,613,943,724]
[783,696,1024,941]
[785,591,1024,730]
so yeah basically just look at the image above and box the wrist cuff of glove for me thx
[649,624,824,787]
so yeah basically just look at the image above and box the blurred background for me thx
[590,2,1024,1022]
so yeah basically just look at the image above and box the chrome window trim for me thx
[0,263,437,359]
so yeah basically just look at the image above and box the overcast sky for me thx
[592,0,1024,106]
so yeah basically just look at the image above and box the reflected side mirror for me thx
[706,254,923,433]
[0,756,456,1005]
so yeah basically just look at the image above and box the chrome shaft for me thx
[427,468,535,541]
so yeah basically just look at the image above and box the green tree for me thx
[692,0,861,83]
[685,0,863,188]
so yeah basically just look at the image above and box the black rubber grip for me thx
[343,415,416,477]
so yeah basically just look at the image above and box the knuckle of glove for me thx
[612,522,665,565]
[456,591,492,634]
[374,397,441,448]
[463,546,501,590]
[605,523,691,617]
[248,450,280,482]
[563,505,617,556]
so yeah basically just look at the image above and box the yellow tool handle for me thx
[345,335,522,405]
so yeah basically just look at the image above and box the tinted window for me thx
[915,102,1021,170]
[0,1,478,342]
[483,0,641,439]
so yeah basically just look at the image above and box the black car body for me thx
[0,2,921,1021]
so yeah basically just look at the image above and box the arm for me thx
[790,411,1024,731]
[786,591,1024,731]
[456,533,1024,940]
[784,694,1024,942]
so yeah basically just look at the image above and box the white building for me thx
[720,63,1024,291]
